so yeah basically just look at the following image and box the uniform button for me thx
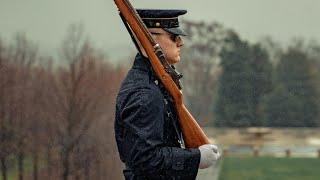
[154,80,158,85]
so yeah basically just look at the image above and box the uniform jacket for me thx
[114,54,200,180]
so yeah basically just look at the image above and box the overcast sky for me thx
[1,0,320,60]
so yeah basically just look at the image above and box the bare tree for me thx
[0,39,16,180]
[40,59,58,180]
[9,34,38,180]
[27,65,53,180]
[49,24,119,180]
[0,26,127,180]
[95,62,127,180]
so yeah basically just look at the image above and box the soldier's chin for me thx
[167,56,180,64]
[176,56,181,62]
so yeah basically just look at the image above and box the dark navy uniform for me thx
[115,54,200,179]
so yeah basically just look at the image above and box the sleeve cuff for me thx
[171,148,201,179]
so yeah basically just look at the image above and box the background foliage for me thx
[1,19,320,179]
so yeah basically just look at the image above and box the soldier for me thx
[114,9,220,179]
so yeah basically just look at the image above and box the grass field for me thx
[219,156,320,180]
[0,156,41,180]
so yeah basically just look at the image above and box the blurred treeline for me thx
[0,25,125,180]
[180,20,320,127]
[1,19,320,180]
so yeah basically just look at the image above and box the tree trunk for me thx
[46,146,52,179]
[18,151,25,180]
[1,157,7,180]
[62,150,70,180]
[96,160,101,180]
[32,151,39,180]
[84,160,90,180]
[74,172,80,180]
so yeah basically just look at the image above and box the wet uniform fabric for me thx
[114,54,200,180]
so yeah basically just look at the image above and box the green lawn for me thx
[1,156,43,180]
[219,156,320,180]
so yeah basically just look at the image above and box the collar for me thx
[132,54,173,97]
[132,53,162,85]
[132,53,153,73]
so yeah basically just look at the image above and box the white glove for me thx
[198,144,220,169]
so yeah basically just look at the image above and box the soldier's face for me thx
[149,28,184,64]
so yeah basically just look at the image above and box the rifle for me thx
[114,0,211,148]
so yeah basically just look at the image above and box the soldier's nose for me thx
[177,37,184,47]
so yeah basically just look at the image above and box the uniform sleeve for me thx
[121,88,200,178]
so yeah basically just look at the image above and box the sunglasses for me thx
[150,32,182,43]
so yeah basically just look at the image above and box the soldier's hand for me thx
[198,144,220,169]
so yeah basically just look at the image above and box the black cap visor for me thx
[164,27,187,36]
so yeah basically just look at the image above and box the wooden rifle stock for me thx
[114,0,211,148]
